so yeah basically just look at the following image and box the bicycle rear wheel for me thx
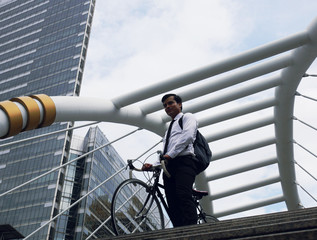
[111,178,165,235]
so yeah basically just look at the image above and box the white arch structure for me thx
[1,17,317,218]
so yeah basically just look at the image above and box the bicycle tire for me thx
[111,178,165,235]
[198,214,219,224]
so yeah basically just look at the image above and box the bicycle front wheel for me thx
[111,178,165,235]
[198,214,219,224]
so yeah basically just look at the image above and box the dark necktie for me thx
[163,120,175,154]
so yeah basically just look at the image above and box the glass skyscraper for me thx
[0,0,95,239]
[58,127,129,239]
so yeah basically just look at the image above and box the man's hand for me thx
[163,155,172,161]
[141,163,153,171]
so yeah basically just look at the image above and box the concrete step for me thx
[101,207,317,240]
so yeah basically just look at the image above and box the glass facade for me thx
[0,0,95,239]
[57,127,129,239]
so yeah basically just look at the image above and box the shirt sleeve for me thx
[166,113,198,159]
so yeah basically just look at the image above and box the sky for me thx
[77,0,317,219]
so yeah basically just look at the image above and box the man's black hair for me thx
[161,93,182,104]
[161,93,183,110]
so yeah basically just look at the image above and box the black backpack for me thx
[179,115,212,173]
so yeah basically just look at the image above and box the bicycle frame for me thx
[151,170,171,220]
[112,157,215,235]
[127,158,171,217]
[133,168,214,228]
[141,166,172,226]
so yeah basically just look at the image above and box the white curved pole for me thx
[0,96,166,139]
[274,17,317,210]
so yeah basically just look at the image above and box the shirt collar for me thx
[173,112,183,121]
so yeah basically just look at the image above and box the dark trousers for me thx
[163,155,198,227]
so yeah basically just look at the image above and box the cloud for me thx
[82,0,249,98]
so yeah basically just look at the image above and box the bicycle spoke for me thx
[111,179,165,235]
[132,198,162,233]
[114,183,145,217]
[114,183,149,233]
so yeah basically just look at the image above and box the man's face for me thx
[163,96,182,119]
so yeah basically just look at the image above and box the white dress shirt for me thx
[163,112,198,159]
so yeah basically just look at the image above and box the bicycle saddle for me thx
[192,189,208,200]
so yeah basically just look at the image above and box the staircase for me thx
[101,207,317,240]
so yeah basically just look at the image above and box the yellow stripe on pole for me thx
[0,101,23,138]
[11,96,41,131]
[31,94,56,127]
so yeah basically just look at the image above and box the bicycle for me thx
[110,151,218,236]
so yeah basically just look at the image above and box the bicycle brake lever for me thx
[157,150,164,160]
[127,159,135,170]
[127,160,135,179]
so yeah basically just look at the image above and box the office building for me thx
[0,0,95,239]
[56,127,129,239]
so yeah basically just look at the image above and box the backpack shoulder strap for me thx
[178,115,184,130]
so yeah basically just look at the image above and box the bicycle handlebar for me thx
[157,150,171,178]
[160,159,171,178]
[127,150,171,178]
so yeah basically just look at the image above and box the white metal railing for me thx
[0,126,140,199]
[293,85,317,206]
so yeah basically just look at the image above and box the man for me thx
[161,93,198,227]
